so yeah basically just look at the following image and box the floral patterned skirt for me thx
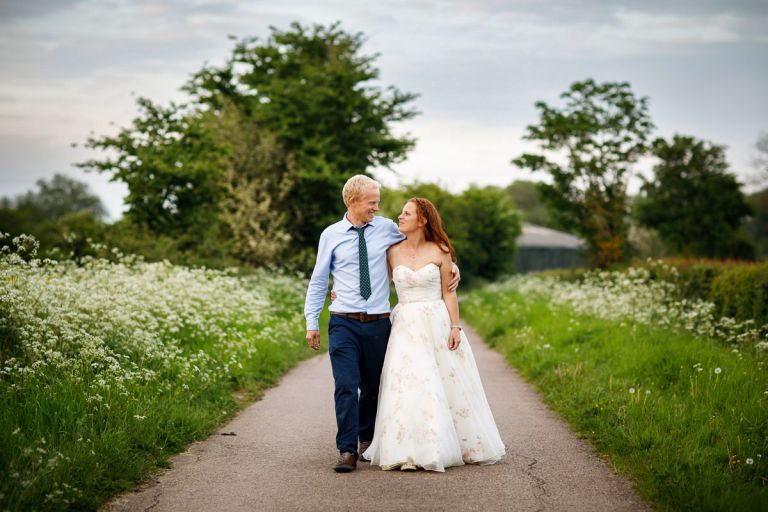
[362,299,506,472]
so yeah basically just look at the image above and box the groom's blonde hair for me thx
[342,175,381,207]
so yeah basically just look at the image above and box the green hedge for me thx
[709,265,768,325]
[536,259,768,326]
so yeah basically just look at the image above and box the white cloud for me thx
[0,0,766,220]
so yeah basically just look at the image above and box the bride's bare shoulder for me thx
[424,241,449,266]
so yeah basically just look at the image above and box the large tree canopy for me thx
[512,79,654,267]
[79,22,419,269]
[182,21,419,256]
[635,135,755,259]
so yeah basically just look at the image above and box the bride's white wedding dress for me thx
[362,263,505,471]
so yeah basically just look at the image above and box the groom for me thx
[304,175,459,473]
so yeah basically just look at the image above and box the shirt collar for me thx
[342,212,377,231]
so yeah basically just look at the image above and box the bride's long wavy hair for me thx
[408,197,457,262]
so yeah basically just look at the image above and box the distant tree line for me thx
[512,79,762,266]
[2,21,767,278]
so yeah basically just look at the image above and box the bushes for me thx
[0,235,313,510]
[710,264,768,326]
[643,259,768,325]
[541,259,768,327]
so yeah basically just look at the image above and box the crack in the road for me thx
[142,484,162,512]
[510,450,552,511]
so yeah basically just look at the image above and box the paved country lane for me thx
[102,326,651,512]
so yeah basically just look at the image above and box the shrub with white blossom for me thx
[0,233,309,509]
[485,262,768,353]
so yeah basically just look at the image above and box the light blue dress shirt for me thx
[304,214,405,331]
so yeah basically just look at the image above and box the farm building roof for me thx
[517,224,585,249]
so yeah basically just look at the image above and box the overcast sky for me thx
[1,0,767,221]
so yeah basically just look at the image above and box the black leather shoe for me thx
[334,452,357,473]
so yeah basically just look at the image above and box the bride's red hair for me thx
[408,197,456,262]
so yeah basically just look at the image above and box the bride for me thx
[361,197,505,472]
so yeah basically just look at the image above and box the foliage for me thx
[745,186,768,257]
[209,100,297,267]
[512,79,654,268]
[709,264,768,328]
[635,135,755,259]
[751,131,768,183]
[2,173,107,223]
[78,98,227,251]
[0,234,318,510]
[545,258,768,328]
[505,180,557,228]
[445,186,521,283]
[78,22,419,270]
[507,263,768,350]
[379,182,521,284]
[0,174,108,260]
[182,21,419,262]
[464,283,767,511]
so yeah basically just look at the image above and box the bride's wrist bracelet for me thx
[450,324,462,331]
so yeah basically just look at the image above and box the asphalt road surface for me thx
[103,326,651,512]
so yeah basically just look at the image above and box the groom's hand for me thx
[448,263,461,292]
[306,330,321,351]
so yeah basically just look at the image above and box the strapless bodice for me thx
[393,263,443,304]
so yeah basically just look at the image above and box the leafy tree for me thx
[512,79,654,267]
[183,21,419,254]
[79,22,418,269]
[210,100,297,267]
[635,135,755,259]
[447,186,521,283]
[751,131,768,184]
[379,181,454,221]
[505,180,556,228]
[745,187,768,257]
[78,98,226,251]
[0,174,108,259]
[3,173,107,224]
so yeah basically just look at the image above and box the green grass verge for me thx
[463,288,767,512]
[1,304,328,512]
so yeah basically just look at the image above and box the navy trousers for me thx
[327,314,391,456]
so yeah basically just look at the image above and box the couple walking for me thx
[304,175,505,473]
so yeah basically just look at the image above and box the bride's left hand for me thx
[448,328,461,351]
